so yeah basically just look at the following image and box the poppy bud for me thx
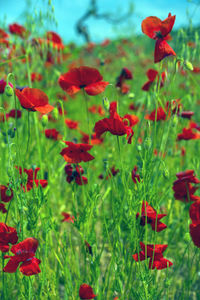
[163,168,169,179]
[5,188,12,197]
[137,144,142,152]
[41,114,48,127]
[184,61,193,71]
[172,115,178,127]
[183,233,191,243]
[8,128,16,138]
[5,85,14,97]
[128,92,135,99]
[103,97,110,111]
[144,137,152,149]
[52,108,59,120]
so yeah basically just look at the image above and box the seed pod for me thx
[103,97,110,111]
[184,60,193,71]
[5,85,14,97]
[41,114,48,127]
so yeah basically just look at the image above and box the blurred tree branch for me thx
[76,0,134,42]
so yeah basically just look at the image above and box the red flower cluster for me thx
[59,66,109,96]
[94,102,135,144]
[189,201,200,247]
[0,185,13,214]
[142,68,165,91]
[142,13,176,63]
[173,170,200,202]
[136,201,167,232]
[3,237,41,276]
[79,283,96,299]
[15,88,54,114]
[60,142,95,164]
[0,223,18,252]
[133,242,173,270]
[64,164,88,185]
[16,167,48,192]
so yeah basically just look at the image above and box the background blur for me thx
[1,0,200,44]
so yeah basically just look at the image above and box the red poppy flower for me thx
[141,13,175,40]
[136,201,167,232]
[16,167,48,192]
[31,72,43,82]
[0,223,18,252]
[3,237,41,276]
[60,142,95,164]
[189,121,200,131]
[46,31,64,50]
[145,106,167,121]
[9,23,27,38]
[85,240,93,256]
[80,131,104,145]
[142,69,166,91]
[15,88,54,114]
[58,66,109,96]
[61,212,75,223]
[177,128,200,141]
[0,79,6,94]
[180,111,194,119]
[131,166,140,184]
[45,129,62,140]
[189,202,200,247]
[79,284,96,299]
[65,118,79,130]
[154,39,176,63]
[6,109,22,119]
[94,102,134,144]
[142,13,176,63]
[173,170,200,202]
[64,164,88,185]
[133,242,173,270]
[0,29,9,39]
[0,185,13,203]
[0,204,7,214]
[88,105,105,116]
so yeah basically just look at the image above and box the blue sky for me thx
[1,0,200,44]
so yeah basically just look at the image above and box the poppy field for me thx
[0,6,200,300]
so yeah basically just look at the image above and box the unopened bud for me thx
[137,144,142,152]
[128,92,135,99]
[184,60,193,71]
[5,85,13,97]
[5,188,12,197]
[163,168,169,179]
[52,108,59,120]
[103,97,110,111]
[41,114,48,127]
[144,137,152,149]
[184,232,191,243]
[172,115,179,127]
